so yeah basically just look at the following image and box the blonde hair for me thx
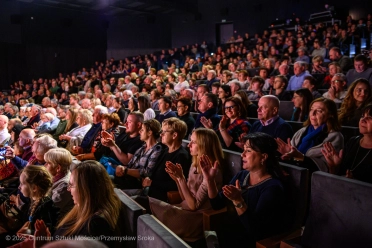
[44,148,72,173]
[57,161,121,236]
[78,109,93,125]
[162,117,187,142]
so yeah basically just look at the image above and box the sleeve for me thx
[11,156,28,170]
[276,122,293,142]
[210,172,242,210]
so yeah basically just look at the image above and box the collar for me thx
[260,115,279,126]
[295,71,306,77]
[160,109,172,115]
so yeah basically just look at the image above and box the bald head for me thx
[257,95,280,122]
[0,115,9,129]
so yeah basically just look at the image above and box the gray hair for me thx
[35,135,58,156]
[94,105,108,115]
[333,73,347,83]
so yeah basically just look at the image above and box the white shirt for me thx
[0,128,10,145]
[174,81,189,93]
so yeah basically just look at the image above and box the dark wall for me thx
[0,2,107,88]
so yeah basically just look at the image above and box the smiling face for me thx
[224,100,239,119]
[353,82,370,106]
[241,140,265,171]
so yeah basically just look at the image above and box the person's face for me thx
[309,102,327,129]
[67,171,79,205]
[160,124,175,146]
[259,70,268,79]
[241,141,265,171]
[211,87,218,95]
[101,118,113,131]
[224,100,238,119]
[251,81,262,92]
[188,132,199,156]
[113,99,120,109]
[292,93,303,108]
[105,98,113,108]
[238,73,246,82]
[207,72,214,80]
[125,115,139,134]
[31,106,39,116]
[354,60,366,73]
[257,97,276,121]
[58,109,66,119]
[69,97,77,105]
[302,79,313,91]
[177,101,188,116]
[293,64,304,76]
[198,95,210,113]
[44,161,58,177]
[139,125,150,142]
[76,114,84,126]
[353,82,370,105]
[41,115,49,123]
[273,78,284,90]
[158,99,168,112]
[330,76,345,92]
[19,173,32,198]
[359,111,372,135]
[197,87,206,99]
[329,50,337,61]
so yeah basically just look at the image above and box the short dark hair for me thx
[159,96,172,106]
[354,54,368,64]
[204,93,218,108]
[177,97,192,112]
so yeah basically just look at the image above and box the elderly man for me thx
[205,70,219,90]
[286,61,311,91]
[323,73,348,103]
[194,84,209,112]
[105,95,116,114]
[122,90,133,108]
[26,104,41,128]
[38,107,60,134]
[250,95,293,142]
[329,47,353,73]
[81,98,94,112]
[155,96,177,124]
[346,54,372,87]
[295,47,310,64]
[0,115,10,145]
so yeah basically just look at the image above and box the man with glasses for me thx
[323,73,347,103]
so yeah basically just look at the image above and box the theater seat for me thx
[137,214,191,248]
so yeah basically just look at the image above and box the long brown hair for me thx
[338,79,372,125]
[64,108,78,133]
[304,98,341,132]
[57,160,121,236]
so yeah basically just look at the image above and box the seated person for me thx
[195,93,220,131]
[272,75,292,101]
[150,128,224,242]
[2,166,58,245]
[302,75,322,99]
[291,88,313,122]
[176,97,195,139]
[338,78,372,127]
[346,54,372,87]
[250,95,293,142]
[114,119,163,189]
[200,132,293,248]
[59,109,93,152]
[36,113,54,133]
[322,103,372,183]
[247,76,265,101]
[311,55,327,74]
[322,73,347,103]
[217,85,232,115]
[44,148,74,218]
[140,118,191,202]
[54,108,78,147]
[277,98,344,173]
[155,96,177,124]
[82,112,144,175]
[33,161,125,248]
[234,90,258,118]
[322,62,342,89]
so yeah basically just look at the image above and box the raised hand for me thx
[34,219,51,247]
[276,138,292,155]
[165,161,184,180]
[222,180,243,202]
[199,154,219,181]
[321,142,343,168]
[281,146,303,161]
[200,116,213,129]
[219,115,229,130]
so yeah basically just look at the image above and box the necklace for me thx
[350,145,371,172]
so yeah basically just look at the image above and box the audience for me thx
[291,88,314,122]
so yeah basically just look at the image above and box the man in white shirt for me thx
[323,73,347,103]
[0,115,10,145]
[174,73,189,93]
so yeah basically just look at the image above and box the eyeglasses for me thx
[67,182,75,190]
[224,105,236,111]
[331,80,343,84]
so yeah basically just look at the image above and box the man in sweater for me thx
[346,54,372,87]
[155,96,177,124]
[250,95,293,142]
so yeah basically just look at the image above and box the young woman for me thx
[138,95,155,121]
[150,128,224,242]
[34,161,124,248]
[338,79,372,127]
[217,85,231,115]
[291,88,314,122]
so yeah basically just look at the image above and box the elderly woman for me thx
[277,98,344,173]
[338,79,372,127]
[33,161,125,248]
[44,148,74,217]
[36,113,54,133]
[59,109,93,152]
[115,119,163,189]
[322,103,372,183]
[150,128,224,242]
[201,132,292,247]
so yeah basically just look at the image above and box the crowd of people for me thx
[0,12,372,248]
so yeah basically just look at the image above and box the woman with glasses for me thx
[338,79,372,127]
[322,103,372,183]
[150,128,224,243]
[277,98,344,173]
[176,97,195,138]
[208,96,250,152]
[33,161,124,248]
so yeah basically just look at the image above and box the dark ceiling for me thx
[14,0,198,17]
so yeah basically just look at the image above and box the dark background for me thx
[0,0,371,88]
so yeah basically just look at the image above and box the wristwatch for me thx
[234,202,244,208]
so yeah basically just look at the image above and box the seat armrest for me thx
[203,207,227,231]
[167,191,182,204]
[256,228,303,248]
